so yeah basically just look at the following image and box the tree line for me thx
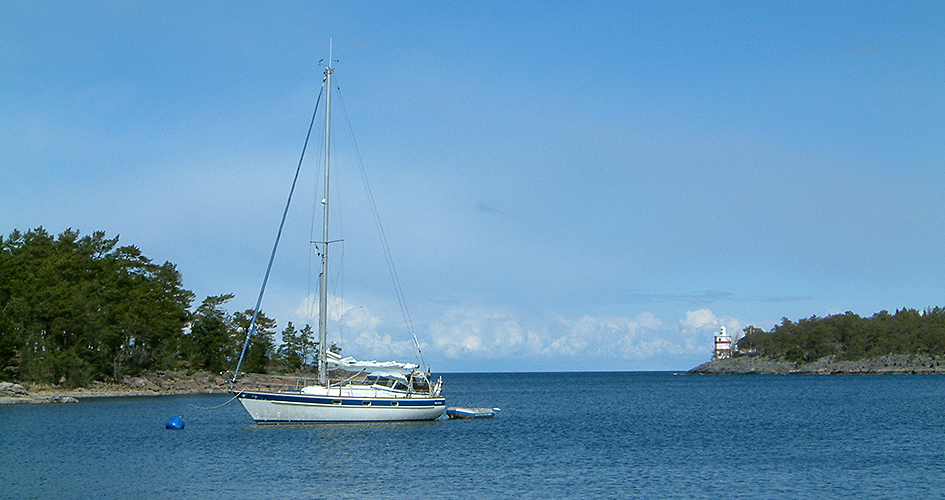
[738,307,945,362]
[0,228,321,387]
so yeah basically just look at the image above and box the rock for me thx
[49,395,79,404]
[124,377,161,391]
[0,382,29,396]
[688,354,945,375]
[0,392,78,405]
[687,357,798,374]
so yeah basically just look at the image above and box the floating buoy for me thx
[165,416,185,429]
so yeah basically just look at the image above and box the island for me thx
[688,353,945,375]
[689,308,945,374]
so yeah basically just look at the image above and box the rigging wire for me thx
[326,77,348,351]
[232,79,326,381]
[335,240,346,349]
[333,75,427,370]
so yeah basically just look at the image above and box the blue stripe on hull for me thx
[237,391,445,407]
[254,417,441,424]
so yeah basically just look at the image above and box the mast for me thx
[318,50,333,387]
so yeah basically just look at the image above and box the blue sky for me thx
[3,1,944,372]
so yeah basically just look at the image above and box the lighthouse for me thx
[714,326,733,360]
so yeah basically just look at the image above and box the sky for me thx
[3,1,944,372]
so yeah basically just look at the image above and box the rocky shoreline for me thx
[0,371,316,405]
[687,354,945,375]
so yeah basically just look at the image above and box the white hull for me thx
[446,407,496,419]
[235,390,446,423]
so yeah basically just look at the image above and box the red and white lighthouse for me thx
[714,326,733,360]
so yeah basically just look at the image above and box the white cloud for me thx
[679,308,746,342]
[283,296,746,369]
[294,293,372,324]
[681,308,719,331]
[292,293,416,361]
[425,305,743,366]
[428,305,529,359]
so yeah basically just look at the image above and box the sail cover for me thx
[327,351,420,378]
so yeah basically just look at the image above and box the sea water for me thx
[2,372,945,499]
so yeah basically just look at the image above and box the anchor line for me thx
[180,391,243,417]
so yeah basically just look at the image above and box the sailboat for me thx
[231,50,445,423]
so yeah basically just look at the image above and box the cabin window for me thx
[332,400,342,405]
[391,401,399,407]
[394,382,408,391]
[362,401,372,406]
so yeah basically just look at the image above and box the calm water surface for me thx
[2,372,944,499]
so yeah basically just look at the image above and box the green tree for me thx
[736,308,945,362]
[275,323,318,373]
[298,324,315,370]
[233,309,276,374]
[276,322,303,372]
[184,294,239,373]
[0,228,194,386]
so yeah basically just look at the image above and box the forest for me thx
[0,227,318,387]
[738,307,945,362]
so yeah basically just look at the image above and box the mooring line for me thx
[180,391,242,417]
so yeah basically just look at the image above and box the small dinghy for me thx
[446,407,497,419]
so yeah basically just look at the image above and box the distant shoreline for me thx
[0,372,312,405]
[687,353,945,375]
[6,359,944,405]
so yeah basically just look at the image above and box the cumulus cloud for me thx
[426,305,744,365]
[679,308,745,340]
[295,293,368,323]
[293,293,417,361]
[288,294,746,369]
[428,305,532,358]
[681,308,719,331]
